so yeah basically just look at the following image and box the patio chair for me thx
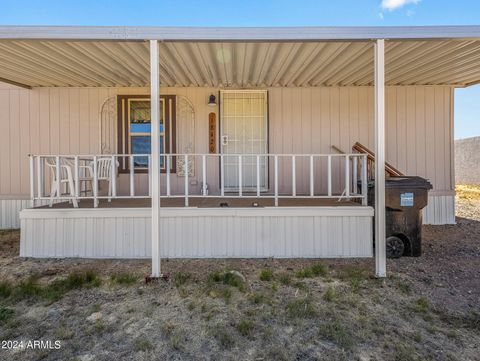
[45,157,78,208]
[81,157,117,206]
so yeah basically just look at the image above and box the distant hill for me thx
[455,136,480,185]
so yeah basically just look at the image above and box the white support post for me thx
[310,155,314,197]
[166,155,171,196]
[129,156,135,197]
[292,156,296,197]
[274,155,279,206]
[375,39,387,278]
[238,155,242,197]
[150,39,161,278]
[202,155,207,196]
[184,154,189,206]
[256,155,261,197]
[327,155,332,197]
[362,155,368,206]
[29,155,34,207]
[93,155,98,207]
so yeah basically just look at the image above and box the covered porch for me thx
[2,26,478,276]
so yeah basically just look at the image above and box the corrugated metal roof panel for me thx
[0,40,479,88]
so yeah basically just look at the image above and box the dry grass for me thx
[0,196,479,360]
[456,184,480,200]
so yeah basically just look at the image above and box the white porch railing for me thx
[29,153,369,208]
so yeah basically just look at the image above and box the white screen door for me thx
[220,90,268,191]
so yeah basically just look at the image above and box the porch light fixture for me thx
[208,94,217,106]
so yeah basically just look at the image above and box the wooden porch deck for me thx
[36,197,362,209]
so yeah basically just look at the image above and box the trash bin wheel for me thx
[386,236,405,259]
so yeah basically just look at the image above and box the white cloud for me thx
[381,0,421,11]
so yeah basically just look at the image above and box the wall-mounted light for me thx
[208,94,217,107]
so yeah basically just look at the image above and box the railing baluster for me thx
[310,155,314,197]
[36,156,42,199]
[56,156,60,200]
[292,155,296,197]
[345,154,350,198]
[220,154,225,197]
[29,155,34,207]
[148,155,151,197]
[202,155,207,196]
[111,155,116,199]
[93,155,98,207]
[352,156,358,195]
[184,154,189,206]
[274,155,279,207]
[238,155,242,197]
[74,156,79,199]
[362,154,368,206]
[166,155,171,196]
[129,156,135,197]
[256,155,260,197]
[327,155,332,197]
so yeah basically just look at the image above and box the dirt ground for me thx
[0,187,479,361]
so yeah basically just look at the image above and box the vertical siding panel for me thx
[415,87,426,178]
[434,88,445,190]
[425,88,436,188]
[301,88,312,193]
[10,90,21,195]
[0,90,11,194]
[349,87,359,149]
[79,89,90,154]
[69,88,80,154]
[444,88,453,190]
[386,87,397,169]
[330,88,340,193]
[58,89,70,153]
[39,89,51,155]
[19,91,31,195]
[89,89,100,154]
[396,87,407,173]
[319,88,329,193]
[358,88,369,148]
[49,88,60,154]
[405,86,417,175]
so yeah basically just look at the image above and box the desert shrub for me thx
[319,319,355,349]
[295,263,327,278]
[111,273,138,286]
[173,271,192,288]
[285,298,316,319]
[259,268,274,281]
[236,319,255,337]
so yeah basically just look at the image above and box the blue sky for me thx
[1,0,479,138]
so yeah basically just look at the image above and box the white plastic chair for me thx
[46,157,78,208]
[82,157,117,207]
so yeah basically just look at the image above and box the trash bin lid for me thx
[368,176,432,190]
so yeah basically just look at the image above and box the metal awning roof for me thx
[0,26,479,88]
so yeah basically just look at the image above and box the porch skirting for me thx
[20,207,374,259]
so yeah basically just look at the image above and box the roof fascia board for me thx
[0,26,480,41]
[0,76,32,89]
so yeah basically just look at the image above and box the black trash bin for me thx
[364,176,432,258]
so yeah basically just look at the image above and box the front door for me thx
[220,90,268,191]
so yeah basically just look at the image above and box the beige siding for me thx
[0,84,454,200]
